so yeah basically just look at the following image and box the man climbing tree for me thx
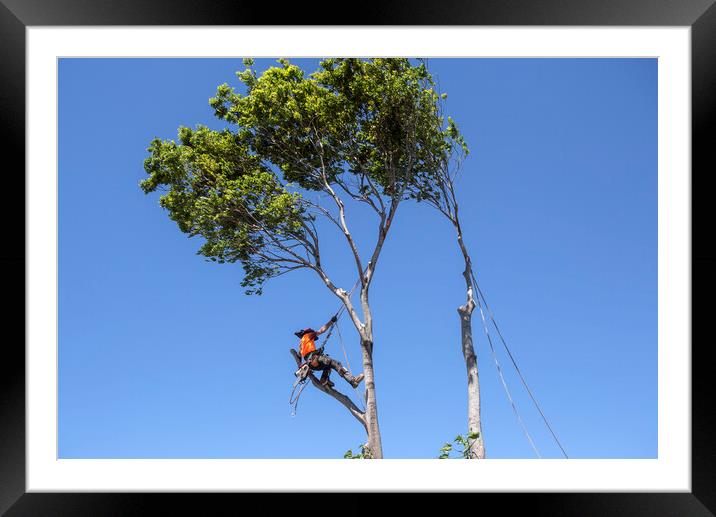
[140,58,458,459]
[295,316,364,388]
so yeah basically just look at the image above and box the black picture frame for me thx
[2,0,714,514]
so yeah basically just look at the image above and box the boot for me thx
[338,367,364,388]
[349,373,365,388]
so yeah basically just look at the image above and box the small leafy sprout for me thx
[438,442,453,459]
[344,443,373,459]
[438,432,481,459]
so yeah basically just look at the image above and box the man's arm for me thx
[316,315,338,335]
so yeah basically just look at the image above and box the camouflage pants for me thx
[305,351,355,384]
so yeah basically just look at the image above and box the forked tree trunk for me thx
[316,177,399,459]
[327,280,384,458]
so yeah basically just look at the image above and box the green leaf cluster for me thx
[437,431,481,459]
[141,125,305,294]
[343,443,373,459]
[209,58,465,198]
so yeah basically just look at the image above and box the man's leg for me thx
[319,354,364,388]
[307,352,321,370]
[308,354,331,387]
[318,366,330,382]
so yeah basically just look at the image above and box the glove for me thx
[331,315,338,323]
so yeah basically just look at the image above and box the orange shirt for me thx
[299,332,318,358]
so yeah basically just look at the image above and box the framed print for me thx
[3,0,715,514]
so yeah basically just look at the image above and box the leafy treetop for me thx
[141,58,467,294]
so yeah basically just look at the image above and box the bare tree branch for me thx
[334,174,382,217]
[312,130,366,287]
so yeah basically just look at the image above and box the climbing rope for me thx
[336,320,366,411]
[319,276,362,351]
[289,376,309,417]
[335,320,354,374]
[470,268,569,459]
[473,284,541,458]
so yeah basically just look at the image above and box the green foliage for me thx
[437,441,453,459]
[437,432,481,459]
[142,58,466,294]
[209,57,465,198]
[343,443,373,459]
[141,125,306,295]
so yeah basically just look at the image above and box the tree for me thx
[140,58,456,458]
[404,72,485,458]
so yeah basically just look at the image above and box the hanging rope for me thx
[336,320,366,411]
[320,276,362,350]
[289,377,309,417]
[473,285,541,458]
[470,269,569,459]
[335,320,354,374]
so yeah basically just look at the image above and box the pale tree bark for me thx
[301,143,405,459]
[349,198,399,459]
[408,63,487,459]
[455,220,485,459]
[300,261,385,458]
[272,105,414,459]
[298,272,385,458]
[422,158,486,459]
[358,337,381,457]
[456,240,485,458]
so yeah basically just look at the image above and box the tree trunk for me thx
[458,293,485,459]
[456,228,485,459]
[359,338,383,458]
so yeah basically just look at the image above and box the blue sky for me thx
[58,58,657,459]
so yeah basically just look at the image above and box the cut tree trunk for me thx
[456,226,485,459]
[458,298,485,459]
